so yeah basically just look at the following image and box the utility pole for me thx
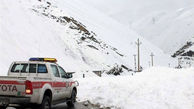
[135,38,142,72]
[148,61,151,67]
[133,54,137,72]
[168,63,171,68]
[178,58,181,68]
[150,52,154,67]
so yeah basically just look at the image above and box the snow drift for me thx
[78,67,194,109]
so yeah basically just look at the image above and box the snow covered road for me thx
[7,102,103,109]
[77,67,194,109]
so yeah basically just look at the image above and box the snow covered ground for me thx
[77,67,194,109]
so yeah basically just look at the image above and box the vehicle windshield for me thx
[11,63,48,73]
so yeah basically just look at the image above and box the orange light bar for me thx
[44,58,57,63]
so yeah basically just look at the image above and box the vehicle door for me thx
[50,64,64,100]
[64,73,74,98]
[58,66,71,98]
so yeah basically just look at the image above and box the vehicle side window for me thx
[29,64,36,73]
[58,66,66,78]
[51,65,60,77]
[11,64,21,72]
[38,64,48,73]
[11,63,46,73]
[21,64,28,73]
[11,64,28,73]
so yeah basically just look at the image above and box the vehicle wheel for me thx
[66,89,77,107]
[38,96,51,109]
[15,106,25,109]
[15,105,28,109]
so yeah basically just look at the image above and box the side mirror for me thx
[65,73,73,79]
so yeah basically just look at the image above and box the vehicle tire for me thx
[38,96,51,109]
[15,106,25,109]
[15,106,26,109]
[66,89,77,107]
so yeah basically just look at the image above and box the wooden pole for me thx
[133,54,137,72]
[168,63,171,68]
[150,52,154,67]
[135,39,142,72]
[178,58,181,68]
[148,61,151,67]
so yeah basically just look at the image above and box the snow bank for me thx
[77,67,194,109]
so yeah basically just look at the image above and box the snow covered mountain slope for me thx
[81,0,194,25]
[0,0,173,76]
[132,7,194,54]
[81,0,194,55]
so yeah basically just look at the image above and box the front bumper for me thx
[0,96,30,106]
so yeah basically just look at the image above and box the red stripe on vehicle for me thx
[70,82,75,87]
[0,81,25,85]
[32,82,67,89]
[32,82,52,89]
[53,82,67,87]
[0,81,68,89]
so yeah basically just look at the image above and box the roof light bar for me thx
[29,58,57,63]
[44,58,57,63]
[29,58,44,61]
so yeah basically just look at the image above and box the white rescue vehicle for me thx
[0,58,79,109]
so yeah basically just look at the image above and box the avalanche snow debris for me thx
[78,67,194,109]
